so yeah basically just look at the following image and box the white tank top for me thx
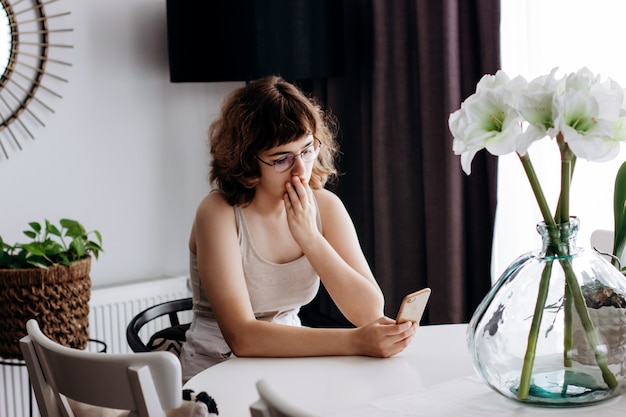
[180,202,321,381]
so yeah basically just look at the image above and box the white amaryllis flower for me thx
[475,69,519,92]
[449,71,525,175]
[449,67,626,173]
[554,67,626,161]
[516,68,560,155]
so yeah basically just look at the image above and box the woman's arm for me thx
[284,177,385,326]
[192,193,415,359]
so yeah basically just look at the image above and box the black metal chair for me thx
[126,297,193,355]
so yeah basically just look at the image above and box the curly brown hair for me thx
[209,76,339,206]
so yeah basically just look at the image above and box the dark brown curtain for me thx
[301,0,500,326]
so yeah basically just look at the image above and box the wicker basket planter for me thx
[0,256,92,360]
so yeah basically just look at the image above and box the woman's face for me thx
[255,133,317,197]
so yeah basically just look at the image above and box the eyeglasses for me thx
[256,138,322,173]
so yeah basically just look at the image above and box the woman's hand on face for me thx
[284,176,319,246]
[353,317,417,358]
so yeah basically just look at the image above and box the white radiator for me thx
[0,359,32,417]
[1,274,193,417]
[89,275,193,354]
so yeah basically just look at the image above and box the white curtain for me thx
[494,0,626,280]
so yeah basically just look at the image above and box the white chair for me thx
[20,319,183,417]
[249,379,318,417]
[591,229,614,254]
[591,229,620,266]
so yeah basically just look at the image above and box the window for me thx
[494,0,626,280]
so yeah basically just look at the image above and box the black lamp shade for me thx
[166,0,345,83]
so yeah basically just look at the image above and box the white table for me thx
[183,323,475,416]
[185,323,626,416]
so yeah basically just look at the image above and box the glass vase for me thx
[467,217,626,406]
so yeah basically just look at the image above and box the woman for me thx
[180,76,415,382]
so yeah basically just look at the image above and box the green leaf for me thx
[60,218,80,228]
[25,259,49,269]
[48,223,62,238]
[93,230,103,245]
[0,251,11,268]
[23,231,37,239]
[86,241,103,259]
[69,239,87,259]
[56,253,71,266]
[42,239,64,255]
[20,242,47,257]
[61,219,85,238]
[613,160,626,265]
[27,222,41,234]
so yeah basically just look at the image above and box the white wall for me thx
[0,0,241,287]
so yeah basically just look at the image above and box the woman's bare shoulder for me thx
[190,192,236,251]
[193,192,238,233]
[196,191,232,215]
[312,187,345,212]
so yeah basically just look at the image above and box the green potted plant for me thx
[612,160,626,274]
[0,219,103,360]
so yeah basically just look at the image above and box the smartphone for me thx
[396,288,431,324]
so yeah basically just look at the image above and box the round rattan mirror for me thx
[0,0,72,159]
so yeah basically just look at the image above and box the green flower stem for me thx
[517,153,558,399]
[516,151,617,399]
[518,258,554,399]
[553,134,576,224]
[561,259,618,388]
[556,133,573,224]
[518,154,556,228]
[563,284,573,367]
[557,135,574,370]
[559,162,571,222]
